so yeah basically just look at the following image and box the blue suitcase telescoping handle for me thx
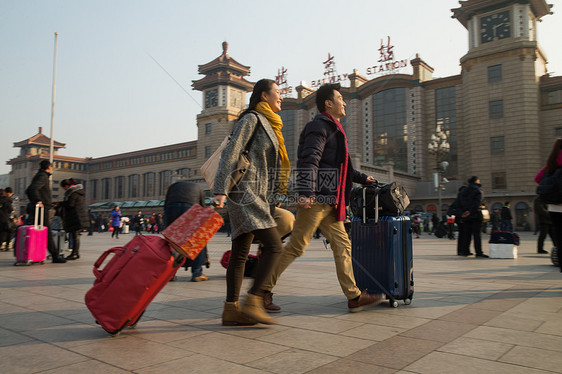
[362,184,380,225]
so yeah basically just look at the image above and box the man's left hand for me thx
[366,176,377,184]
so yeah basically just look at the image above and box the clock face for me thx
[480,10,511,44]
[205,89,218,108]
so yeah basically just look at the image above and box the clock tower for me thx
[452,0,553,194]
[192,42,254,166]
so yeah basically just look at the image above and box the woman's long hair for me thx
[238,79,276,120]
[546,138,562,174]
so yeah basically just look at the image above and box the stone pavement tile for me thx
[258,328,374,357]
[134,353,263,374]
[141,305,219,324]
[0,341,89,374]
[346,336,442,370]
[0,302,30,314]
[1,293,63,308]
[26,299,85,312]
[340,323,406,342]
[336,310,431,330]
[438,336,514,360]
[376,299,465,320]
[38,359,131,374]
[484,314,545,332]
[404,351,552,374]
[68,335,188,371]
[246,348,339,374]
[399,320,477,343]
[500,345,562,372]
[274,300,347,317]
[169,332,288,364]
[24,324,111,348]
[465,326,562,352]
[438,305,502,324]
[191,317,292,339]
[274,314,363,334]
[305,358,397,374]
[470,297,528,312]
[125,319,211,343]
[0,326,34,347]
[0,310,75,331]
[535,321,562,336]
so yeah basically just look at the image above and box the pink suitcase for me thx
[15,204,48,265]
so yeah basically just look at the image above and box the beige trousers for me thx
[263,203,361,300]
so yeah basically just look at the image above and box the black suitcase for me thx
[351,187,414,308]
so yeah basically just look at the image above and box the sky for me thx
[1,0,561,175]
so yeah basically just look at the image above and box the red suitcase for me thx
[85,235,184,336]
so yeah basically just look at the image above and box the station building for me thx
[7,0,562,230]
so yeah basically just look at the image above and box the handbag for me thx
[200,112,261,192]
[161,204,224,260]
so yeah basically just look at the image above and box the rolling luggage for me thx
[14,204,47,265]
[351,187,414,307]
[85,235,185,336]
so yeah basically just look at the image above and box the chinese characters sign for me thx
[366,36,408,75]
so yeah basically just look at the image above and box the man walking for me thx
[501,201,513,232]
[262,83,384,313]
[26,160,66,263]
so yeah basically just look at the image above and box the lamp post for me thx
[427,123,450,217]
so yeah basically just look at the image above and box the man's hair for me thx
[504,201,510,205]
[39,160,51,170]
[4,187,12,193]
[316,83,341,112]
[468,176,478,184]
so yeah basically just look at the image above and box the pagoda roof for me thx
[13,127,65,148]
[192,42,253,91]
[452,0,553,28]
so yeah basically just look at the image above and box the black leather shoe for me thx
[52,257,67,263]
[65,254,80,260]
[538,249,548,254]
[476,253,489,258]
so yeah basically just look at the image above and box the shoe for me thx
[538,249,548,254]
[459,252,474,257]
[222,302,257,326]
[191,274,209,282]
[475,253,489,258]
[263,292,281,313]
[65,254,80,260]
[241,293,276,324]
[52,257,67,263]
[348,291,385,313]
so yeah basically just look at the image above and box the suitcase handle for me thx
[362,186,379,224]
[93,247,122,279]
[34,203,44,230]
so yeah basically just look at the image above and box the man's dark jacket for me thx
[0,195,13,225]
[60,184,89,232]
[457,182,483,222]
[164,181,205,207]
[296,113,368,205]
[26,169,52,208]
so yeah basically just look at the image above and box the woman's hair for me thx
[60,178,77,188]
[238,79,276,120]
[546,138,562,175]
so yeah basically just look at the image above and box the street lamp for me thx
[427,123,450,217]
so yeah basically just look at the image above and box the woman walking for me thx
[110,206,122,239]
[59,179,89,260]
[535,138,562,272]
[213,79,290,325]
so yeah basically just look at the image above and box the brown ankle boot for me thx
[222,302,257,326]
[241,294,277,325]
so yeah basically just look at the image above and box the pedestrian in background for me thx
[501,201,513,232]
[457,176,488,258]
[59,178,89,260]
[111,206,122,239]
[534,196,553,254]
[0,189,13,251]
[26,160,66,263]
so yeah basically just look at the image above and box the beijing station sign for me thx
[366,36,408,75]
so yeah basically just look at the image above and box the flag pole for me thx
[49,32,59,186]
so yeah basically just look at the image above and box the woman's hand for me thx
[213,194,227,208]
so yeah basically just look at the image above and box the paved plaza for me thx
[1,230,561,373]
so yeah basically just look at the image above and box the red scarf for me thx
[323,113,349,221]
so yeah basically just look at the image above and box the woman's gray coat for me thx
[213,111,281,240]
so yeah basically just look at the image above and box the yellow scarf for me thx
[255,101,291,194]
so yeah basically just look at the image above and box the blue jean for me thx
[164,202,206,277]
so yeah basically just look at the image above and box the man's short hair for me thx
[468,176,478,184]
[4,187,12,193]
[39,160,51,170]
[504,201,510,205]
[316,83,341,112]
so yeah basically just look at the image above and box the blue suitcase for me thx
[351,187,414,307]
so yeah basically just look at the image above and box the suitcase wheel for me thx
[404,298,412,305]
[389,299,399,308]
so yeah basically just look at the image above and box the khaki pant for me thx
[263,203,361,300]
